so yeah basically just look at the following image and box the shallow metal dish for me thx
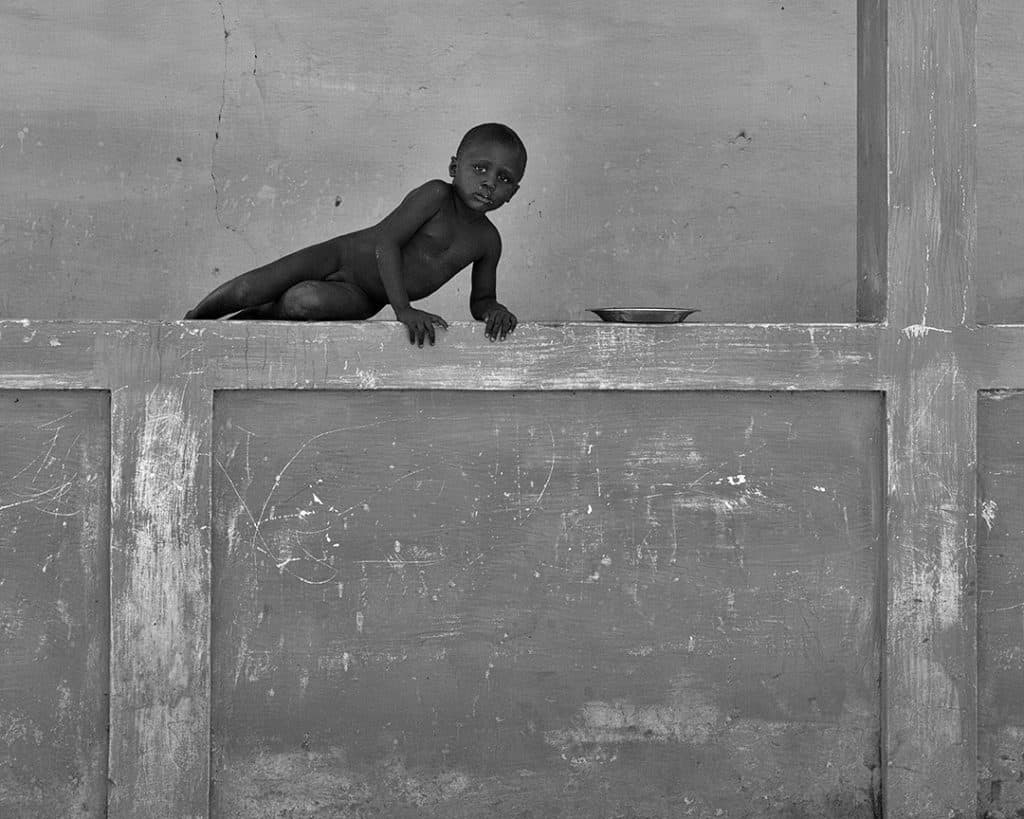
[588,307,700,324]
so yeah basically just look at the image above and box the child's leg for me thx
[271,281,383,320]
[185,239,341,319]
[186,267,311,319]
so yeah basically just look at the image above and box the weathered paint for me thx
[0,391,109,817]
[978,393,1024,817]
[107,367,211,818]
[210,390,883,816]
[7,318,1024,393]
[0,319,886,392]
[883,0,978,814]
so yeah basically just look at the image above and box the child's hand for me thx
[395,307,448,346]
[482,305,517,341]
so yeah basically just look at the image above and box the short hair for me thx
[456,123,527,173]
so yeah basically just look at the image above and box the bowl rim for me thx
[588,307,700,313]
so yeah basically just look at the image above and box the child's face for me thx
[449,139,524,214]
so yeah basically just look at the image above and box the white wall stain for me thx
[544,674,724,756]
[981,498,997,532]
[355,369,379,388]
[902,323,952,338]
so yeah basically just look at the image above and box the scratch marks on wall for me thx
[217,418,443,586]
[891,358,971,641]
[211,0,238,238]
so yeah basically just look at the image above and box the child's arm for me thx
[375,181,451,345]
[469,234,517,341]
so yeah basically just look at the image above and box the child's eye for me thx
[473,165,485,173]
[499,175,512,184]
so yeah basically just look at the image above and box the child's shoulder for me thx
[394,179,453,215]
[409,178,452,199]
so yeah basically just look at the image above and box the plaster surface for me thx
[3,0,859,323]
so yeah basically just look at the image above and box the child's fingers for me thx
[426,314,446,345]
[495,312,516,340]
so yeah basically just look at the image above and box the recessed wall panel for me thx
[211,390,883,817]
[978,393,1024,815]
[0,391,109,818]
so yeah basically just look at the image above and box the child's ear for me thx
[449,156,457,177]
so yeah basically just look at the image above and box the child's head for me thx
[449,123,527,213]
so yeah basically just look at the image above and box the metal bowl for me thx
[588,307,700,324]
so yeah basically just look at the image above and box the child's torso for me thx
[330,187,493,302]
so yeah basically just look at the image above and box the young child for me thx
[184,123,526,346]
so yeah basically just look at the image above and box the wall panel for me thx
[0,391,109,818]
[978,392,1024,816]
[211,390,883,817]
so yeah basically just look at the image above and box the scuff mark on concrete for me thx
[545,673,725,758]
[214,748,474,815]
[902,323,952,339]
[980,498,997,532]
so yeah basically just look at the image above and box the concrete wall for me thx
[3,0,861,323]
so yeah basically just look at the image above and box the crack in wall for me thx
[211,0,243,239]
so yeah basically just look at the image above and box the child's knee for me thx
[278,281,325,320]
